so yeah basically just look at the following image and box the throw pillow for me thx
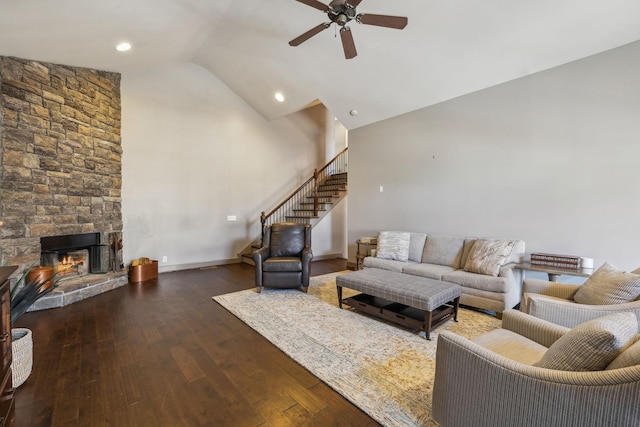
[536,312,638,371]
[574,262,640,305]
[463,239,515,277]
[607,335,640,370]
[376,231,411,262]
[422,235,465,268]
[460,238,477,268]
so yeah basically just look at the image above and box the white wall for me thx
[311,112,348,259]
[121,62,344,271]
[348,41,640,271]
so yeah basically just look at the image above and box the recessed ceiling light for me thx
[116,42,132,52]
[274,92,285,103]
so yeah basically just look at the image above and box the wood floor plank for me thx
[13,260,380,426]
[78,379,105,427]
[169,345,206,383]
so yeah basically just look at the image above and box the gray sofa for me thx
[362,232,525,316]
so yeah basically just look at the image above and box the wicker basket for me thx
[11,328,33,388]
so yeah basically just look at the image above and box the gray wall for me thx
[348,41,640,271]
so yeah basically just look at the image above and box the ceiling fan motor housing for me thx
[328,0,356,26]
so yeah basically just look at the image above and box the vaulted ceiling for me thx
[1,0,639,129]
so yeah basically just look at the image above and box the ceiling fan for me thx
[289,0,408,59]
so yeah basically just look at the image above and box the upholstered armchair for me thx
[432,310,640,427]
[252,223,313,293]
[521,264,640,328]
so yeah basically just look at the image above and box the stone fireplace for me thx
[0,56,127,307]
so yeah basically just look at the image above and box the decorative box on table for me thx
[128,259,158,282]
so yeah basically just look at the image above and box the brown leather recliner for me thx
[252,223,313,293]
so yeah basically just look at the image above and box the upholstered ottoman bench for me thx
[336,268,461,339]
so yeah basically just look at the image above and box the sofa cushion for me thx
[408,233,428,262]
[402,263,456,280]
[441,270,510,293]
[421,235,465,269]
[363,257,414,273]
[463,239,516,277]
[535,312,638,371]
[472,328,547,365]
[263,258,302,272]
[607,335,640,370]
[376,231,411,262]
[574,262,640,305]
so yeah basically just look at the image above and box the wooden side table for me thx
[515,262,593,282]
[355,238,377,270]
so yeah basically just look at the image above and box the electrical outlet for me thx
[162,256,168,263]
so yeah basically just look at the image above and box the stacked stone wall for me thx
[0,56,122,266]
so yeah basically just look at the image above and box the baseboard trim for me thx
[313,253,345,261]
[158,258,241,273]
[159,254,346,273]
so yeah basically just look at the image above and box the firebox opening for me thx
[40,233,109,277]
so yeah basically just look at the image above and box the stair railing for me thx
[260,147,348,244]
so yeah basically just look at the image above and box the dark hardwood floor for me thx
[13,259,379,426]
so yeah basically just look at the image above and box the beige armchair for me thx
[432,310,640,427]
[521,266,640,328]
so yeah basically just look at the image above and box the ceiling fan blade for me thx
[295,0,330,12]
[346,0,364,7]
[340,27,357,59]
[289,23,331,46]
[358,13,408,29]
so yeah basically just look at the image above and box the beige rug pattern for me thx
[213,271,501,426]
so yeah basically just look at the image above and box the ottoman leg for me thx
[337,285,343,309]
[425,310,433,340]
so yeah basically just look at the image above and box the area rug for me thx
[213,272,501,427]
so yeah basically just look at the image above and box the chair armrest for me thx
[432,331,640,427]
[252,246,270,287]
[527,295,640,328]
[252,246,270,265]
[523,278,580,299]
[500,309,569,348]
[301,247,313,286]
[521,279,580,313]
[302,247,313,263]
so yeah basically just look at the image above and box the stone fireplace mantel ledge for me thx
[27,271,129,312]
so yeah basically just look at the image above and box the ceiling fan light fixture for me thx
[116,42,132,52]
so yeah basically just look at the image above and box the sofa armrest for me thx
[527,295,640,328]
[500,309,569,347]
[432,331,640,427]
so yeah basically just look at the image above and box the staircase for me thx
[240,148,348,264]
